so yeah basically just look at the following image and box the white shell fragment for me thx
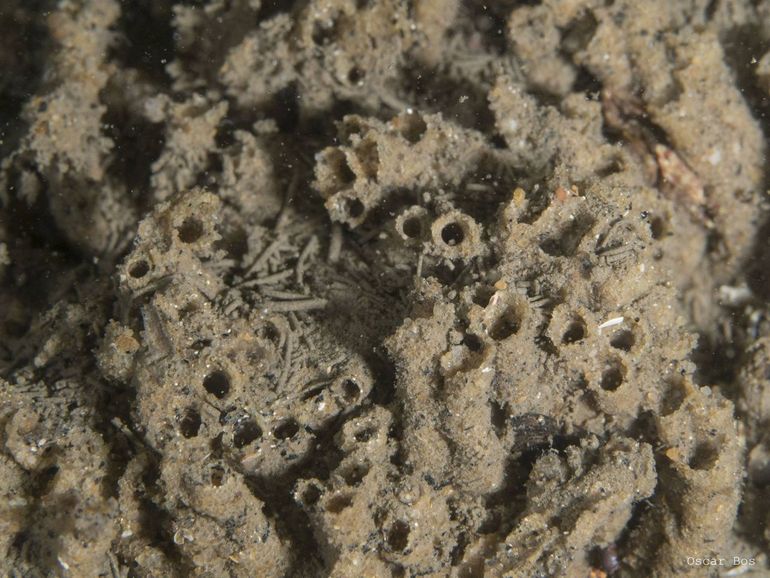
[598,316,625,331]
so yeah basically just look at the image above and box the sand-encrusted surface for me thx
[1,1,770,576]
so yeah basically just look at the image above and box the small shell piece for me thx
[598,317,624,331]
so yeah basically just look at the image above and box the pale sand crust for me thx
[1,1,769,576]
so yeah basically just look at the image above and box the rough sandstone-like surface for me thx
[1,0,769,576]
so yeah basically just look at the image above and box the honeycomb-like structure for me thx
[1,0,767,576]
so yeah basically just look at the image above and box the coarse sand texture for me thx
[2,0,770,576]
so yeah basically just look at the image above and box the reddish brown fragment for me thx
[600,89,658,183]
[654,144,713,227]
[554,185,579,203]
[601,88,646,127]
[654,144,705,205]
[601,88,713,227]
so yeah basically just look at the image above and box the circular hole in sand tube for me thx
[301,485,321,506]
[36,465,59,496]
[326,493,353,514]
[354,427,376,443]
[342,464,369,487]
[387,520,410,552]
[399,113,427,144]
[343,197,365,219]
[610,329,635,351]
[338,162,356,185]
[600,366,624,391]
[348,66,364,84]
[441,222,465,246]
[233,420,262,448]
[341,118,364,142]
[262,323,281,345]
[402,216,423,239]
[178,217,204,243]
[129,260,150,278]
[472,286,494,308]
[464,333,483,352]
[203,370,231,399]
[311,19,338,46]
[273,419,299,439]
[210,465,225,487]
[562,320,586,344]
[689,441,720,470]
[179,408,202,438]
[488,307,520,341]
[649,216,666,240]
[342,379,361,403]
[327,149,355,185]
[178,302,200,320]
[660,378,687,416]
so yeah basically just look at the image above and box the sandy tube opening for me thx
[318,147,356,195]
[395,205,429,244]
[233,419,262,448]
[441,222,465,246]
[273,418,300,439]
[329,192,367,225]
[598,359,626,392]
[430,210,481,258]
[128,259,150,278]
[393,111,427,143]
[179,408,202,438]
[561,317,586,344]
[177,217,204,243]
[488,305,521,341]
[203,370,231,399]
[343,196,365,219]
